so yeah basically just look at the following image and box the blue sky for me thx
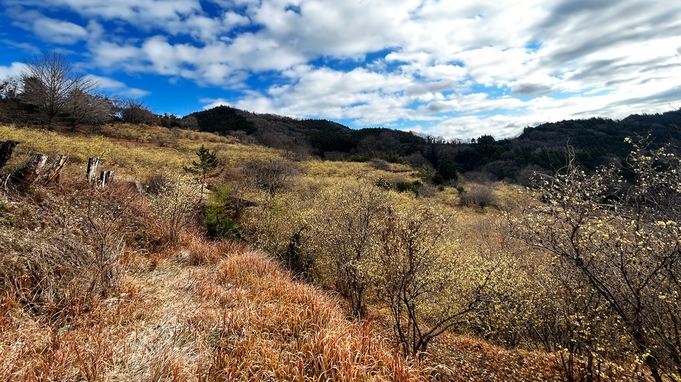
[1,0,680,139]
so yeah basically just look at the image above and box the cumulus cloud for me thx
[3,0,681,138]
[32,17,88,44]
[0,62,27,80]
[85,74,150,98]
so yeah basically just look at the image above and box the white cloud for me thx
[200,98,232,110]
[85,74,150,98]
[0,40,40,54]
[13,0,203,29]
[4,0,681,138]
[0,62,27,80]
[227,65,417,123]
[32,17,88,44]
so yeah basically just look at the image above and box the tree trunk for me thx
[42,154,68,185]
[0,140,20,170]
[20,154,48,186]
[100,170,114,187]
[87,156,100,185]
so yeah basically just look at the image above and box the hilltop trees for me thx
[20,52,98,130]
[65,89,113,130]
[0,52,118,129]
[0,51,166,129]
[117,98,156,125]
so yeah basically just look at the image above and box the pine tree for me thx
[184,145,220,198]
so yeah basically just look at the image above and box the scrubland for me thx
[1,123,678,381]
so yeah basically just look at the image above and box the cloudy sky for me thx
[1,0,680,139]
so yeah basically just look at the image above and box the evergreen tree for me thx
[184,144,220,198]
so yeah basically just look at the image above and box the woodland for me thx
[0,52,680,381]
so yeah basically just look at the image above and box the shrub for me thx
[148,175,201,246]
[306,179,387,317]
[142,173,169,195]
[0,181,137,316]
[375,177,391,190]
[368,158,391,171]
[459,183,496,209]
[510,139,681,381]
[242,159,299,197]
[395,180,422,196]
[203,184,241,241]
[372,207,493,357]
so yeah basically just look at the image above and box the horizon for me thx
[1,0,680,140]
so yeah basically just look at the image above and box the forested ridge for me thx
[187,105,681,183]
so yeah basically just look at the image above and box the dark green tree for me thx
[184,144,220,198]
[433,159,458,185]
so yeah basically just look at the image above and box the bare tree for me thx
[116,98,156,125]
[374,207,493,357]
[20,52,96,130]
[65,90,113,131]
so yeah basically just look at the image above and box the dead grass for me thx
[425,333,563,382]
[0,238,423,381]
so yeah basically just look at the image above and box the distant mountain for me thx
[184,106,681,184]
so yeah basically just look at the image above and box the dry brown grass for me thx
[0,238,423,381]
[425,333,563,382]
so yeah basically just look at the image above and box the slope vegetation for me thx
[2,122,658,381]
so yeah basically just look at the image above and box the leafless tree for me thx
[65,90,113,131]
[116,98,156,125]
[374,207,494,357]
[20,52,96,130]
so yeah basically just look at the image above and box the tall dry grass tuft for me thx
[186,250,424,381]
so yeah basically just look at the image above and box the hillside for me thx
[1,122,673,381]
[186,106,681,183]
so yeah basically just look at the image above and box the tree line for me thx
[0,52,195,131]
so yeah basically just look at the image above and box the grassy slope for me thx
[1,239,423,381]
[0,124,569,381]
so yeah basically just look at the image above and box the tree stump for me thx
[100,170,114,187]
[0,140,20,170]
[20,154,48,186]
[87,156,100,185]
[42,154,68,185]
